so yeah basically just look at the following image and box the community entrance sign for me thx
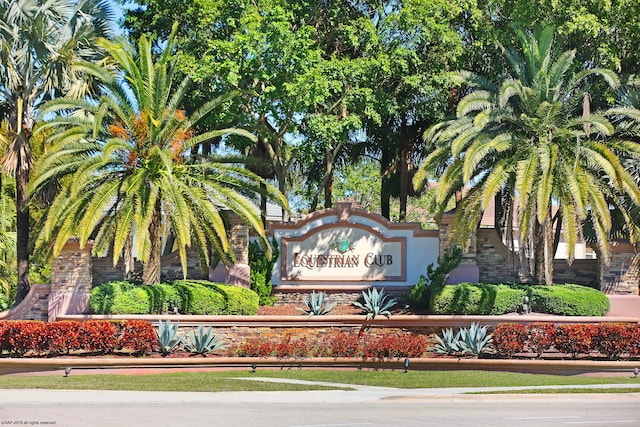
[282,224,405,281]
[269,203,440,288]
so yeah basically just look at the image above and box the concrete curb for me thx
[3,356,640,376]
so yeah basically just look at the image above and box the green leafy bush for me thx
[529,284,609,316]
[249,238,279,305]
[90,280,259,315]
[429,282,609,316]
[429,282,527,315]
[407,246,462,310]
[89,281,150,314]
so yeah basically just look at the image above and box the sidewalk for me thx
[606,294,640,318]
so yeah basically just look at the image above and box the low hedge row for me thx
[89,280,259,315]
[234,332,429,360]
[493,323,640,359]
[429,283,609,316]
[0,320,156,356]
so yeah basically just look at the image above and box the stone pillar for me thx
[209,224,251,288]
[439,211,477,264]
[439,211,480,283]
[48,238,93,321]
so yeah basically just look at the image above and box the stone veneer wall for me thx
[193,324,439,350]
[601,241,640,294]
[271,289,409,308]
[48,240,94,320]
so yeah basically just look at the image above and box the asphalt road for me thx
[1,384,639,427]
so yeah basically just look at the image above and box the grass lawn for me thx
[1,369,640,392]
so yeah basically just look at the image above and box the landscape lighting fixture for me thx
[251,363,257,373]
[63,367,72,378]
[634,367,639,378]
[522,296,530,315]
[404,358,410,373]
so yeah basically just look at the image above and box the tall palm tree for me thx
[0,0,113,302]
[414,27,640,285]
[31,24,287,285]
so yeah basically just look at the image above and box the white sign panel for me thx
[281,224,405,281]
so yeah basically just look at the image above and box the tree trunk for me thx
[14,160,30,303]
[533,221,545,285]
[380,150,393,219]
[324,168,333,209]
[543,212,554,286]
[142,200,162,285]
[277,174,290,222]
[260,182,267,227]
[399,146,409,222]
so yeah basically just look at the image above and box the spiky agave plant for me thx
[432,328,462,355]
[184,326,225,357]
[458,322,494,357]
[297,291,336,317]
[353,288,397,320]
[156,319,182,356]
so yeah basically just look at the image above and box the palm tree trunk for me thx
[533,221,545,285]
[543,212,554,286]
[14,162,30,303]
[142,200,162,285]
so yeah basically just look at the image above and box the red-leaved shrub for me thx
[44,321,81,355]
[77,321,119,354]
[322,332,362,358]
[527,323,556,358]
[234,338,277,357]
[553,324,597,358]
[492,324,527,357]
[591,323,634,360]
[118,320,157,355]
[3,321,47,355]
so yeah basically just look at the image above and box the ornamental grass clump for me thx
[353,288,397,320]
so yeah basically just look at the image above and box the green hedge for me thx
[90,280,259,315]
[529,284,610,316]
[429,282,609,316]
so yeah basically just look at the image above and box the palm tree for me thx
[414,27,640,285]
[31,24,287,285]
[0,0,113,302]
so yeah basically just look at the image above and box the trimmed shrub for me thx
[172,281,226,315]
[89,281,150,314]
[118,320,157,355]
[0,320,157,356]
[590,323,634,360]
[529,284,609,316]
[527,323,556,357]
[2,321,47,355]
[429,282,609,316]
[492,323,527,357]
[77,321,119,354]
[44,321,81,355]
[553,324,597,358]
[90,280,259,315]
[195,281,259,315]
[429,282,526,315]
[233,331,427,360]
